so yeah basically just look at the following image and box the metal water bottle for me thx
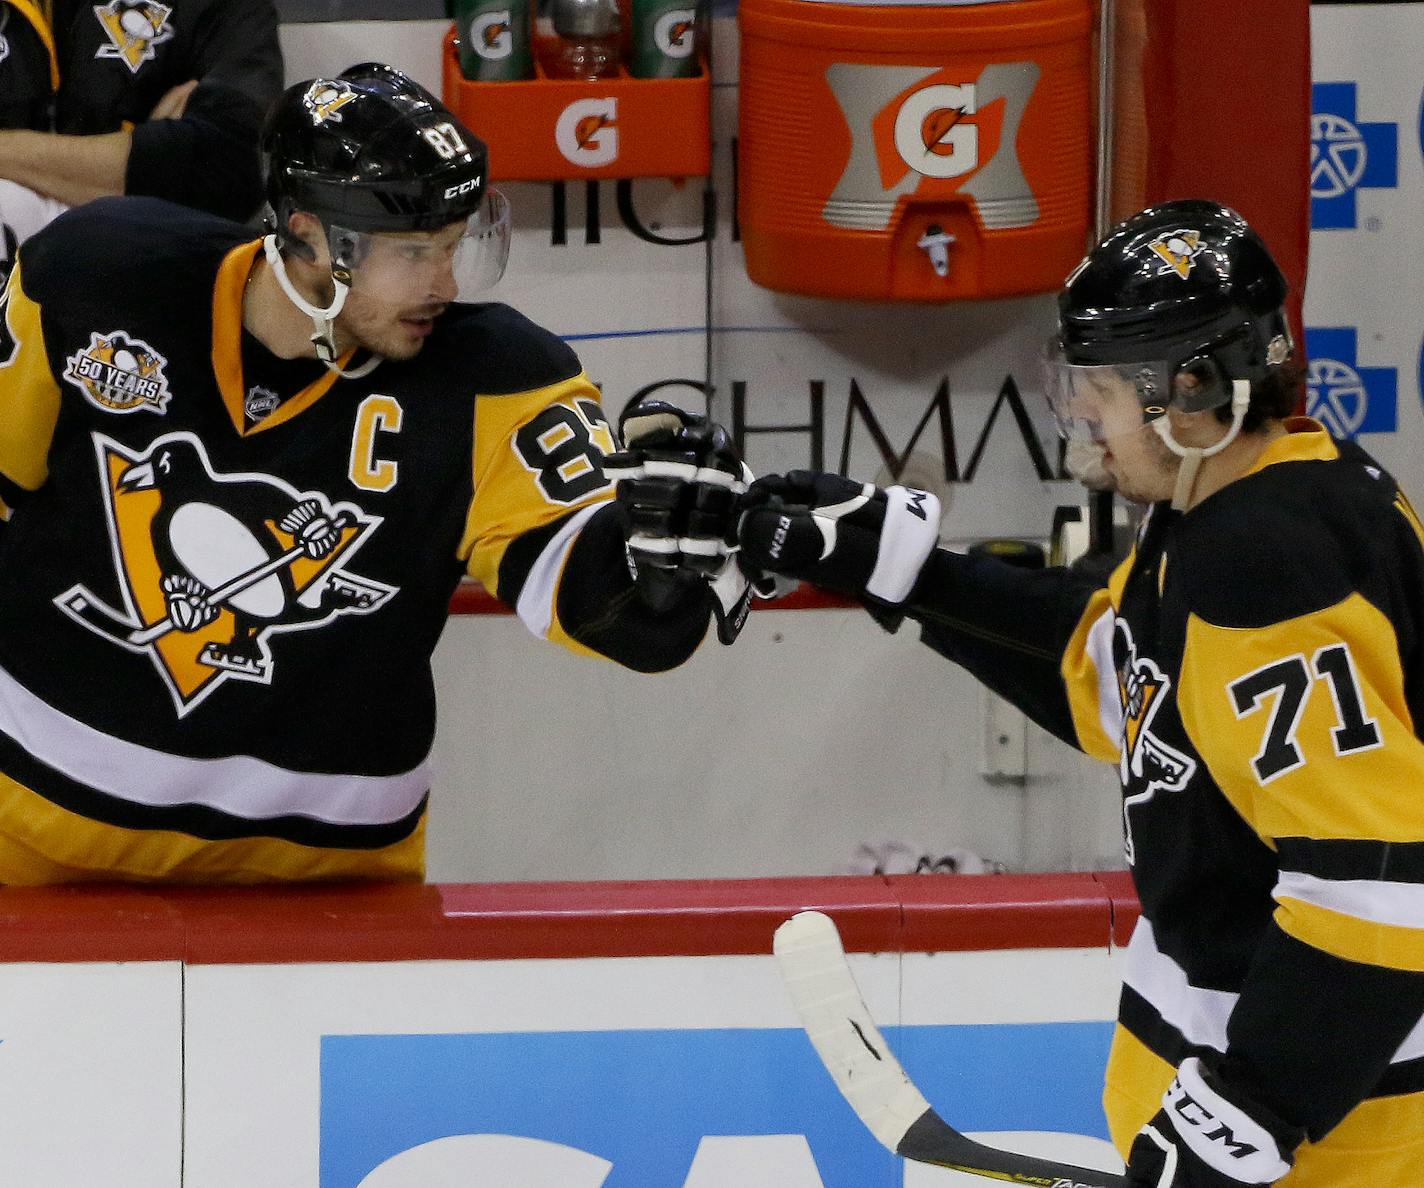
[629,0,699,78]
[453,0,534,80]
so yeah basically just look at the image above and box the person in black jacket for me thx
[0,0,282,262]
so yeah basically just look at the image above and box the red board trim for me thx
[0,873,1139,964]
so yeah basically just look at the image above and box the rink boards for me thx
[0,874,1132,1187]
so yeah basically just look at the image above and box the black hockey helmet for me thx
[1052,199,1292,414]
[262,61,490,239]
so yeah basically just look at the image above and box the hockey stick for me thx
[58,511,357,647]
[773,910,1125,1188]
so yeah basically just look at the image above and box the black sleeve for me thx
[551,504,711,673]
[124,81,265,222]
[183,0,284,107]
[1222,922,1424,1140]
[906,548,1105,747]
[123,0,283,219]
[0,6,53,131]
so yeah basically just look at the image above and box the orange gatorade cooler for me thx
[737,0,1094,301]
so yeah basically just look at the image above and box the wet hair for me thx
[1212,360,1304,433]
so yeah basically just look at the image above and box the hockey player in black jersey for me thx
[0,62,750,883]
[739,200,1424,1187]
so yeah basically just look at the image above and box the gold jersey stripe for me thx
[1102,1023,1173,1157]
[1395,493,1424,553]
[210,239,355,436]
[1275,895,1424,973]
[0,769,425,884]
[0,260,62,491]
[1242,417,1340,476]
[1180,595,1424,844]
[1060,586,1121,763]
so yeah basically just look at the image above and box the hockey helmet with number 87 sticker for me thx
[261,62,511,364]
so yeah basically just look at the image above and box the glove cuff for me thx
[864,486,941,605]
[1160,1057,1299,1184]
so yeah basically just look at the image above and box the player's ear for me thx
[285,211,329,267]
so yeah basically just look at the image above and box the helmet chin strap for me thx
[1152,380,1251,511]
[262,234,382,379]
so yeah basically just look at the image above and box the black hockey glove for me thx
[737,471,941,628]
[602,399,758,645]
[1125,1058,1303,1188]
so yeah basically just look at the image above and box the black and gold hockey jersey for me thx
[0,197,709,883]
[909,420,1424,1187]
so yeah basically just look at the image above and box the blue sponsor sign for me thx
[321,1022,1113,1187]
[1306,327,1397,438]
[1312,82,1397,229]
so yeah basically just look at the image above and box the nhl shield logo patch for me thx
[55,432,398,716]
[93,1,174,74]
[64,330,172,414]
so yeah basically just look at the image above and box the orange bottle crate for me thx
[440,25,710,181]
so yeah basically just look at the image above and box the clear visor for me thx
[1041,344,1172,446]
[328,188,512,304]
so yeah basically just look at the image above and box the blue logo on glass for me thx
[320,1022,1113,1187]
[1312,82,1397,229]
[1307,327,1396,439]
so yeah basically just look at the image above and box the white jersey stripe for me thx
[515,501,604,640]
[0,658,429,826]
[1122,918,1236,1053]
[1275,870,1424,931]
[1124,915,1424,1064]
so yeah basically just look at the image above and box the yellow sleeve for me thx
[1059,551,1137,763]
[459,372,617,655]
[1178,594,1424,972]
[0,259,63,506]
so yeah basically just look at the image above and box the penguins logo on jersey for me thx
[93,1,174,74]
[64,331,172,414]
[1114,619,1196,795]
[303,81,358,126]
[55,432,398,717]
[1147,229,1204,280]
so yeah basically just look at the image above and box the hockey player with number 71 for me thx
[739,200,1424,1188]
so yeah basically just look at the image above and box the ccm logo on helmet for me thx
[444,176,482,200]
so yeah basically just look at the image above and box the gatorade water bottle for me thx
[454,0,534,80]
[629,0,699,78]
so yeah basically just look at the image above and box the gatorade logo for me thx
[556,98,619,167]
[653,9,696,58]
[896,84,979,179]
[471,9,514,60]
[823,62,1040,232]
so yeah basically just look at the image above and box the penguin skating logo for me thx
[303,81,358,126]
[64,330,172,415]
[1147,228,1204,280]
[1114,618,1196,796]
[93,1,174,74]
[56,432,397,716]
